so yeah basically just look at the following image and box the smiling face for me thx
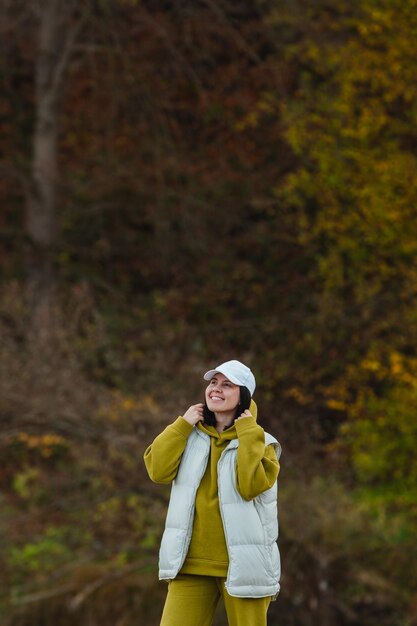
[205,373,240,414]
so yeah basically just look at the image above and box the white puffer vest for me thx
[158,427,282,598]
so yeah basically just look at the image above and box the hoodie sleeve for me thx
[235,416,280,500]
[143,416,193,484]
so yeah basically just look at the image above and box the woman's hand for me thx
[182,403,204,426]
[235,409,252,421]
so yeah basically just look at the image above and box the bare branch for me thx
[49,1,90,98]
[203,0,262,65]
[10,583,77,606]
[140,7,205,95]
[67,559,155,611]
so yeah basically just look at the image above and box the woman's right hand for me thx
[182,403,204,426]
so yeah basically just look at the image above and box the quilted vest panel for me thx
[158,428,281,598]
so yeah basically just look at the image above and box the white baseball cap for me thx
[203,360,256,396]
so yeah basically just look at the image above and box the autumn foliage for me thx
[1,1,417,625]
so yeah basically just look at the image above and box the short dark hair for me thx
[203,386,252,427]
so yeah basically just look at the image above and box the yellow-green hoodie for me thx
[143,400,280,577]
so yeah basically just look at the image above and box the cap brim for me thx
[203,369,217,381]
[203,368,241,386]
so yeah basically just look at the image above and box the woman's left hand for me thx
[235,409,252,421]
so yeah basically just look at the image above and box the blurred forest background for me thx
[1,0,417,625]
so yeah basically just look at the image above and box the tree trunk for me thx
[25,0,75,345]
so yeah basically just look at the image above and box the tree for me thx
[277,0,417,512]
[24,0,88,344]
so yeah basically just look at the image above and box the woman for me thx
[144,359,281,626]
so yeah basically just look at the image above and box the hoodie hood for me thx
[197,399,258,440]
[249,399,257,420]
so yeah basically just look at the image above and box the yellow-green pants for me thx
[160,574,271,626]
